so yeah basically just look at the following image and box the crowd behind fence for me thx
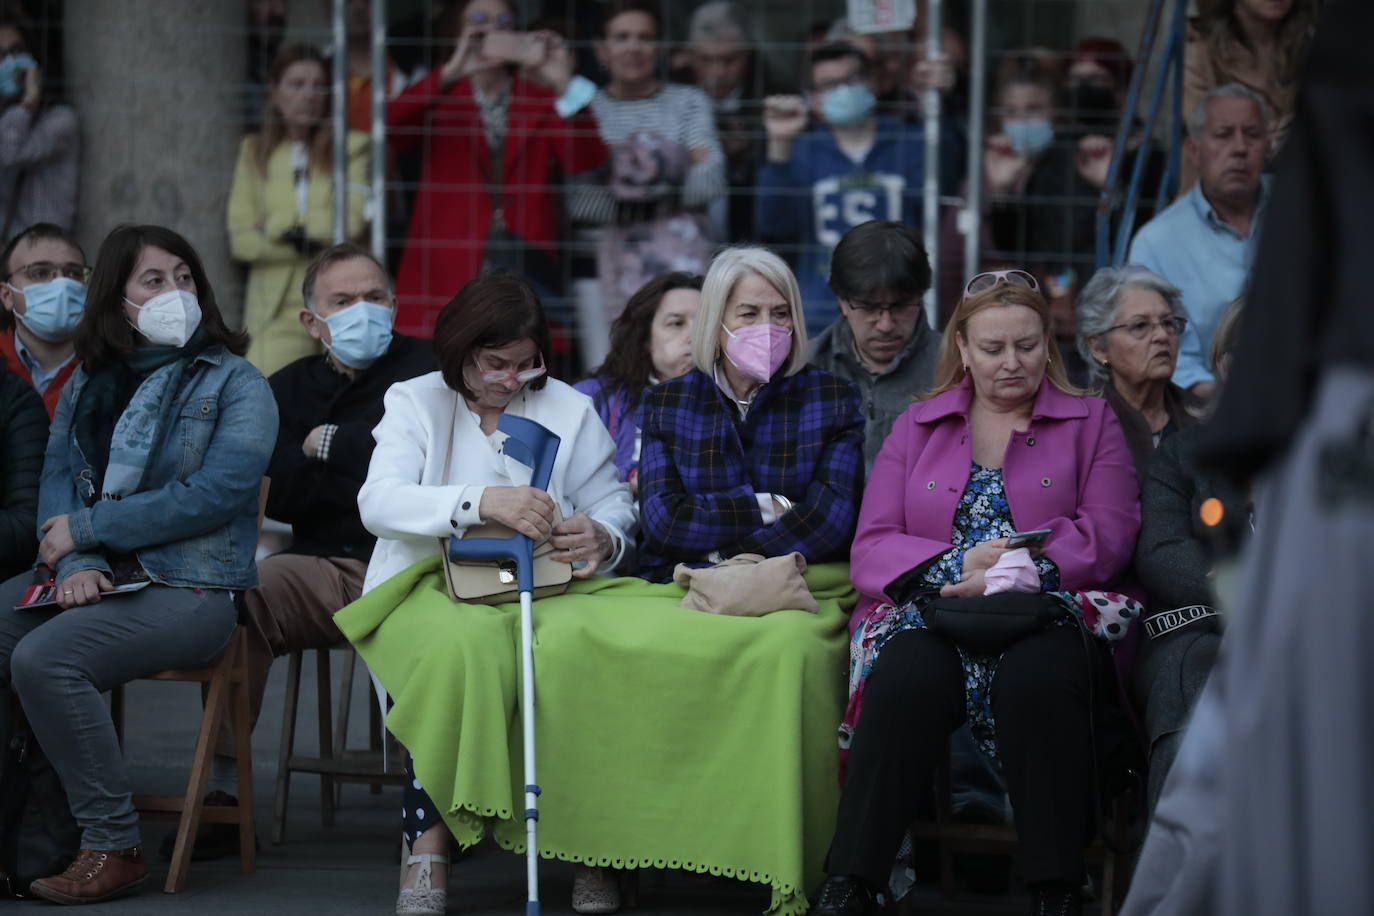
[7,0,1178,382]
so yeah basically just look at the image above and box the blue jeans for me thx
[0,574,237,849]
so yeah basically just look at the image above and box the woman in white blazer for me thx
[356,270,635,915]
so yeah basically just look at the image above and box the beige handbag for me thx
[672,552,819,616]
[436,398,572,605]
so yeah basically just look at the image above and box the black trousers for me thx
[827,625,1100,888]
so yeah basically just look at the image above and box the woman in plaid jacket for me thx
[638,246,866,582]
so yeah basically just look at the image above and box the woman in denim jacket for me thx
[0,224,277,906]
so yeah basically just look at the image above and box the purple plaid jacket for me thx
[638,364,865,582]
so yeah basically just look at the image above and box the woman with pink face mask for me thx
[637,245,865,582]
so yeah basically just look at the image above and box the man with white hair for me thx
[1128,82,1271,397]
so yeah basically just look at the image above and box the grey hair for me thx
[1075,264,1185,385]
[688,1,751,47]
[301,242,394,312]
[1188,81,1272,137]
[692,245,809,377]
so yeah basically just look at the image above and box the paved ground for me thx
[45,650,1038,916]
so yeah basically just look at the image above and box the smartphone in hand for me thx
[483,31,544,67]
[1006,528,1052,549]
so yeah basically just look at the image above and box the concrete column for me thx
[66,1,248,325]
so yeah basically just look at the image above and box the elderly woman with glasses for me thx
[1075,264,1205,482]
[812,269,1141,916]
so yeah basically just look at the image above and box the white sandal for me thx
[396,853,450,916]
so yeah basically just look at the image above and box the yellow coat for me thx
[227,131,369,376]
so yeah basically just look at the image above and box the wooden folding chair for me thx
[112,627,256,893]
[108,478,269,892]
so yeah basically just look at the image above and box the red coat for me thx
[0,328,77,418]
[388,72,608,337]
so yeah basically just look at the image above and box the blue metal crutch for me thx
[446,414,560,916]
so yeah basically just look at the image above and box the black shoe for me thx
[1028,881,1083,916]
[158,791,256,862]
[810,876,878,915]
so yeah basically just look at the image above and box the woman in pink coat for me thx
[811,271,1141,916]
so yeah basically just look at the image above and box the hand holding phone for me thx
[484,31,544,68]
[1005,528,1052,549]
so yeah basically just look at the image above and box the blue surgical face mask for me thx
[322,301,393,370]
[6,277,85,343]
[1004,118,1055,157]
[820,84,876,128]
[0,53,37,98]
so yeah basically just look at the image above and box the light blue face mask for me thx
[0,53,37,98]
[322,301,393,370]
[1004,118,1055,157]
[820,84,876,128]
[6,276,85,343]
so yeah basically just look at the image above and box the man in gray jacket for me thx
[809,219,941,473]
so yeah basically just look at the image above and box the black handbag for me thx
[923,592,1070,655]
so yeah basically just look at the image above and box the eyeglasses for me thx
[846,298,922,321]
[963,269,1040,298]
[5,261,91,285]
[475,353,546,384]
[466,10,515,27]
[1106,316,1188,339]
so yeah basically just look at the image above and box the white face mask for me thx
[124,289,203,348]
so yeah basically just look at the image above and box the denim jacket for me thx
[38,346,278,589]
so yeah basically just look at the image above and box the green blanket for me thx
[335,556,856,916]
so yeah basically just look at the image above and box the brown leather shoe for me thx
[28,846,149,905]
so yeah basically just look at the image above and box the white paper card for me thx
[847,0,917,34]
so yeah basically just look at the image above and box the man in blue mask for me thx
[176,243,435,861]
[0,222,86,417]
[755,41,962,335]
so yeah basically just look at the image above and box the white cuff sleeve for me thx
[756,493,778,526]
[450,485,486,533]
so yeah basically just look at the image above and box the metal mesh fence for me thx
[4,0,1157,380]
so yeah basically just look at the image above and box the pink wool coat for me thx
[852,377,1141,606]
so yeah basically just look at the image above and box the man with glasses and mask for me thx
[757,42,961,335]
[173,243,434,862]
[0,222,87,417]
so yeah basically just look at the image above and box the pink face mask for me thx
[722,322,792,383]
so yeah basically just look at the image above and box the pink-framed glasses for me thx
[475,352,546,384]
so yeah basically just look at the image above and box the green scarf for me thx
[72,327,211,502]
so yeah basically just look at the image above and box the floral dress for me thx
[839,462,1142,768]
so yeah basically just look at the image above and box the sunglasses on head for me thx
[963,269,1041,298]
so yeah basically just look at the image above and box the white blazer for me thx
[358,372,637,594]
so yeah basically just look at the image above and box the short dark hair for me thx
[585,271,703,413]
[809,41,871,84]
[600,0,662,37]
[74,224,249,372]
[1,222,86,331]
[301,242,392,310]
[433,270,551,399]
[2,222,85,279]
[828,220,932,304]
